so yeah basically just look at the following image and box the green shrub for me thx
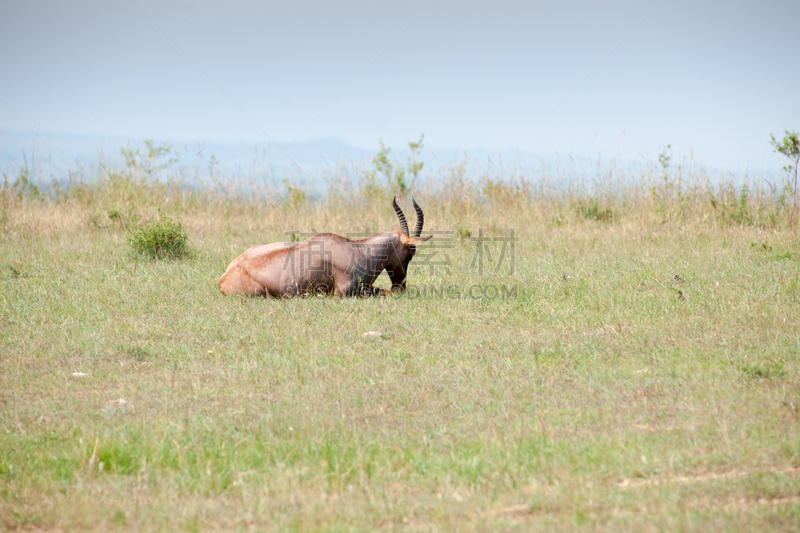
[575,199,615,223]
[127,213,190,260]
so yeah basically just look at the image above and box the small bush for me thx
[710,184,754,226]
[575,199,615,223]
[127,213,190,260]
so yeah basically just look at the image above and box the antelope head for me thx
[386,196,426,292]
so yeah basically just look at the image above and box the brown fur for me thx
[219,231,430,297]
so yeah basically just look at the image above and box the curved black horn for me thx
[392,196,409,236]
[412,196,424,237]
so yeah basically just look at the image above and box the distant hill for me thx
[0,129,772,189]
[0,129,373,174]
[0,129,570,182]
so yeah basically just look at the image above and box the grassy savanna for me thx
[1,143,800,531]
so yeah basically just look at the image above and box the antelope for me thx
[218,197,430,297]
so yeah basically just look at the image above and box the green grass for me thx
[1,163,800,531]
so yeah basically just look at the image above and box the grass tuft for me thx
[574,199,615,223]
[741,363,786,380]
[127,212,190,260]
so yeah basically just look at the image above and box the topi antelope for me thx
[218,197,430,297]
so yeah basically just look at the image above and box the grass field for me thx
[1,151,800,531]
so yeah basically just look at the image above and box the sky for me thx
[1,0,799,178]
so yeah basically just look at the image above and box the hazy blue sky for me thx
[1,0,798,174]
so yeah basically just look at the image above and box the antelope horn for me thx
[392,196,409,236]
[412,196,424,237]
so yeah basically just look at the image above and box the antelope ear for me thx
[400,234,432,247]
